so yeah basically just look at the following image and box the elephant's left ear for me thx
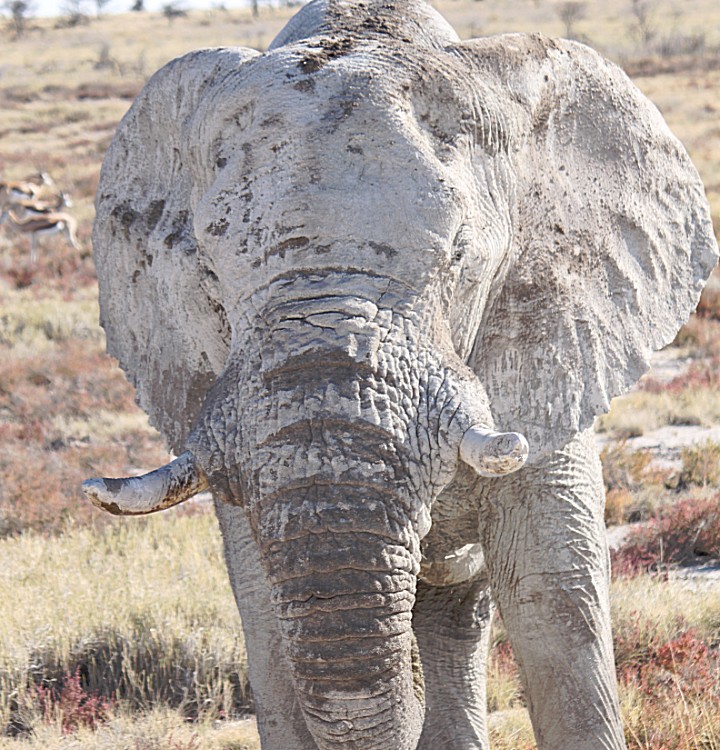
[460,35,718,462]
[94,47,258,454]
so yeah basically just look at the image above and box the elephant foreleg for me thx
[413,573,495,750]
[214,501,318,750]
[478,429,625,750]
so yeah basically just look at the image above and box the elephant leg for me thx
[214,500,317,750]
[478,429,625,750]
[414,572,495,750]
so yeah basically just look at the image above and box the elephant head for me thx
[84,1,718,748]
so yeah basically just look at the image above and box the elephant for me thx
[82,0,718,748]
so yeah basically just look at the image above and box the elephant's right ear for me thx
[94,47,258,454]
[460,35,718,462]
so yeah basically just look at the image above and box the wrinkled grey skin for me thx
[91,1,718,748]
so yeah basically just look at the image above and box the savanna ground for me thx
[0,0,719,747]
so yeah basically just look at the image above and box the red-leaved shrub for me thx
[611,495,720,576]
[34,669,113,734]
[641,358,720,394]
[490,639,519,679]
[616,624,719,700]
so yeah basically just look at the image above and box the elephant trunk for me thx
[261,477,424,749]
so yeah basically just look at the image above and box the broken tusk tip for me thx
[82,479,134,515]
[460,426,530,477]
[82,478,108,507]
[82,478,103,496]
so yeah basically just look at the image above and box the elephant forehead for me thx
[191,39,496,162]
[187,45,485,298]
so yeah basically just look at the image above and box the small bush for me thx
[601,443,653,492]
[611,495,720,576]
[0,337,170,537]
[75,81,142,100]
[605,488,636,526]
[672,316,720,358]
[641,359,720,395]
[613,607,720,749]
[613,611,668,682]
[695,268,720,320]
[617,625,720,744]
[679,440,720,488]
[656,31,707,59]
[34,669,113,734]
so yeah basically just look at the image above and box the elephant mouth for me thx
[84,294,531,513]
[81,426,528,516]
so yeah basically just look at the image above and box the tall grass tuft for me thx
[679,440,720,488]
[0,513,250,733]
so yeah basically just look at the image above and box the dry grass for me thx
[600,443,665,525]
[0,708,261,750]
[0,322,170,535]
[0,513,249,733]
[612,577,720,750]
[612,494,720,574]
[485,572,720,749]
[598,385,720,436]
[0,287,100,350]
[488,709,535,750]
[611,574,720,648]
[600,438,720,528]
[1,518,716,749]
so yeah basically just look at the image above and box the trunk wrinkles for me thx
[189,276,490,749]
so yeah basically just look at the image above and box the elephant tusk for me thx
[82,451,209,516]
[460,426,529,477]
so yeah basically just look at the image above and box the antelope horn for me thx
[82,451,209,516]
[460,426,529,477]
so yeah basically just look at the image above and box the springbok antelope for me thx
[0,207,79,263]
[0,172,54,209]
[11,191,73,214]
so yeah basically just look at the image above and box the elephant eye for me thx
[411,77,508,160]
[451,224,473,263]
[412,93,466,159]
